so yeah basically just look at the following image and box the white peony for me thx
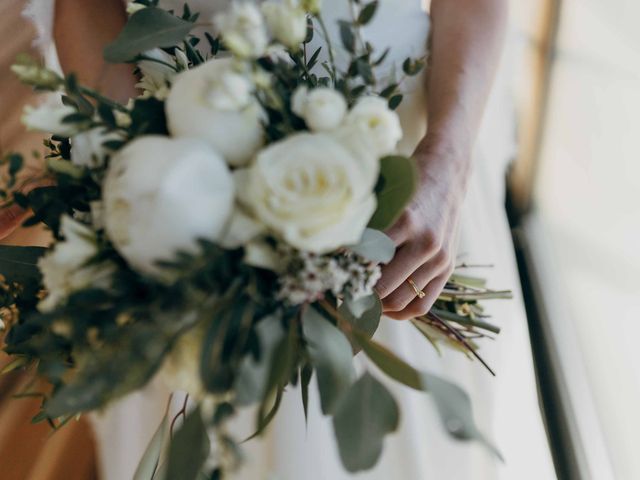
[38,216,115,312]
[240,133,378,252]
[103,136,235,278]
[22,103,78,137]
[214,3,268,58]
[344,96,403,156]
[262,0,308,49]
[165,58,265,167]
[70,128,121,169]
[291,86,347,132]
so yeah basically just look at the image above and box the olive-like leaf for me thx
[332,372,399,472]
[302,307,355,414]
[104,8,193,63]
[368,155,418,230]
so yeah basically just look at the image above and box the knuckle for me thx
[384,295,406,312]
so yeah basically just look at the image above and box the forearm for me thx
[53,0,136,102]
[422,0,508,175]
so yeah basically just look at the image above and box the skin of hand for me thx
[0,0,133,241]
[376,0,508,320]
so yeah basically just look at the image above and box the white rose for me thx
[291,86,347,132]
[242,133,378,252]
[38,216,115,312]
[262,0,308,49]
[214,3,268,58]
[22,103,78,137]
[165,58,265,167]
[103,136,235,278]
[345,96,402,156]
[71,128,121,169]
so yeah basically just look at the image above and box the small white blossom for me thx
[214,3,268,58]
[262,0,308,49]
[291,86,347,132]
[22,103,79,137]
[165,58,265,167]
[38,216,115,312]
[136,48,180,98]
[126,2,146,15]
[70,128,122,169]
[344,96,403,156]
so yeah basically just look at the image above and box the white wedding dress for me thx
[25,1,556,479]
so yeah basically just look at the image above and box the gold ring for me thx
[407,278,426,299]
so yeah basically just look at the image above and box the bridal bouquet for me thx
[1,1,508,477]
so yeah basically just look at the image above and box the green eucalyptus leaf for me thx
[0,245,47,284]
[358,1,379,25]
[165,406,210,480]
[368,155,418,230]
[104,8,193,63]
[235,315,285,406]
[339,294,382,340]
[388,94,403,110]
[133,413,169,480]
[332,372,399,472]
[354,331,422,390]
[339,21,356,54]
[302,307,354,414]
[421,372,503,459]
[348,228,395,264]
[354,331,502,458]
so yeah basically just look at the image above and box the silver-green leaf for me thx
[133,413,169,480]
[104,8,194,63]
[165,406,210,480]
[332,372,399,472]
[368,155,418,231]
[348,228,396,264]
[302,307,355,414]
[354,331,502,458]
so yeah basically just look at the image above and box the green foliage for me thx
[348,228,395,264]
[332,372,399,472]
[354,331,502,458]
[104,7,194,63]
[0,246,46,285]
[302,307,354,415]
[368,155,419,230]
[165,407,211,480]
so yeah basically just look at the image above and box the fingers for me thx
[0,204,29,240]
[385,213,412,246]
[385,272,449,321]
[381,250,450,313]
[376,228,443,299]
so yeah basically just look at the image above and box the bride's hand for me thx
[375,135,470,320]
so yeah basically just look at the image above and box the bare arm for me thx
[54,0,136,102]
[377,0,508,319]
[0,0,136,239]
